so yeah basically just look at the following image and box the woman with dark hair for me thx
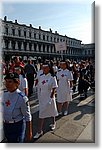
[33,63,58,139]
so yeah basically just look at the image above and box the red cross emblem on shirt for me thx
[42,80,46,85]
[61,74,64,77]
[5,100,11,107]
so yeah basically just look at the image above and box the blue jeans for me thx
[3,119,26,143]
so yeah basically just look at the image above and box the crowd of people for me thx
[0,56,95,142]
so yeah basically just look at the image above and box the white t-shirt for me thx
[19,74,28,92]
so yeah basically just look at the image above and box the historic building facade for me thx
[1,16,95,62]
[81,43,95,60]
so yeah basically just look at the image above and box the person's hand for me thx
[25,132,32,142]
[50,88,56,98]
[50,94,54,99]
[25,121,32,142]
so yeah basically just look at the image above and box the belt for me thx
[3,119,23,124]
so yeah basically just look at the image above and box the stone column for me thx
[21,42,24,51]
[36,44,39,52]
[36,32,39,39]
[45,45,47,52]
[26,42,29,51]
[8,26,12,35]
[41,45,43,52]
[31,43,34,51]
[3,39,6,49]
[31,32,33,39]
[27,30,29,38]
[15,28,18,36]
[21,29,24,37]
[49,45,51,53]
[8,40,12,49]
[15,41,18,50]
[72,49,73,55]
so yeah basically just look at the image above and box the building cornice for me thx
[1,17,82,42]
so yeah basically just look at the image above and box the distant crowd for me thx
[1,56,95,98]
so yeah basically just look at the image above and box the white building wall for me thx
[2,18,90,59]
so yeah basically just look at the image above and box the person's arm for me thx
[22,78,28,96]
[50,88,56,98]
[25,121,32,142]
[35,79,38,86]
[23,88,28,97]
[56,71,59,86]
[69,71,73,89]
[21,96,32,142]
[70,80,73,89]
[50,77,58,99]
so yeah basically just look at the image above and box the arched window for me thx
[34,43,37,51]
[43,35,45,40]
[18,42,21,50]
[12,29,15,36]
[24,42,27,51]
[24,31,26,37]
[5,27,8,35]
[18,30,21,37]
[47,45,49,53]
[34,33,36,39]
[29,43,32,51]
[12,41,15,50]
[5,40,9,49]
[43,45,45,52]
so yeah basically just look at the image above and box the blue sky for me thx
[1,0,94,44]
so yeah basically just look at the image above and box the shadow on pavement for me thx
[31,91,95,142]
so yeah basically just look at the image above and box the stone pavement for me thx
[1,90,95,143]
[31,91,95,143]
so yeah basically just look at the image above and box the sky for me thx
[0,0,95,44]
